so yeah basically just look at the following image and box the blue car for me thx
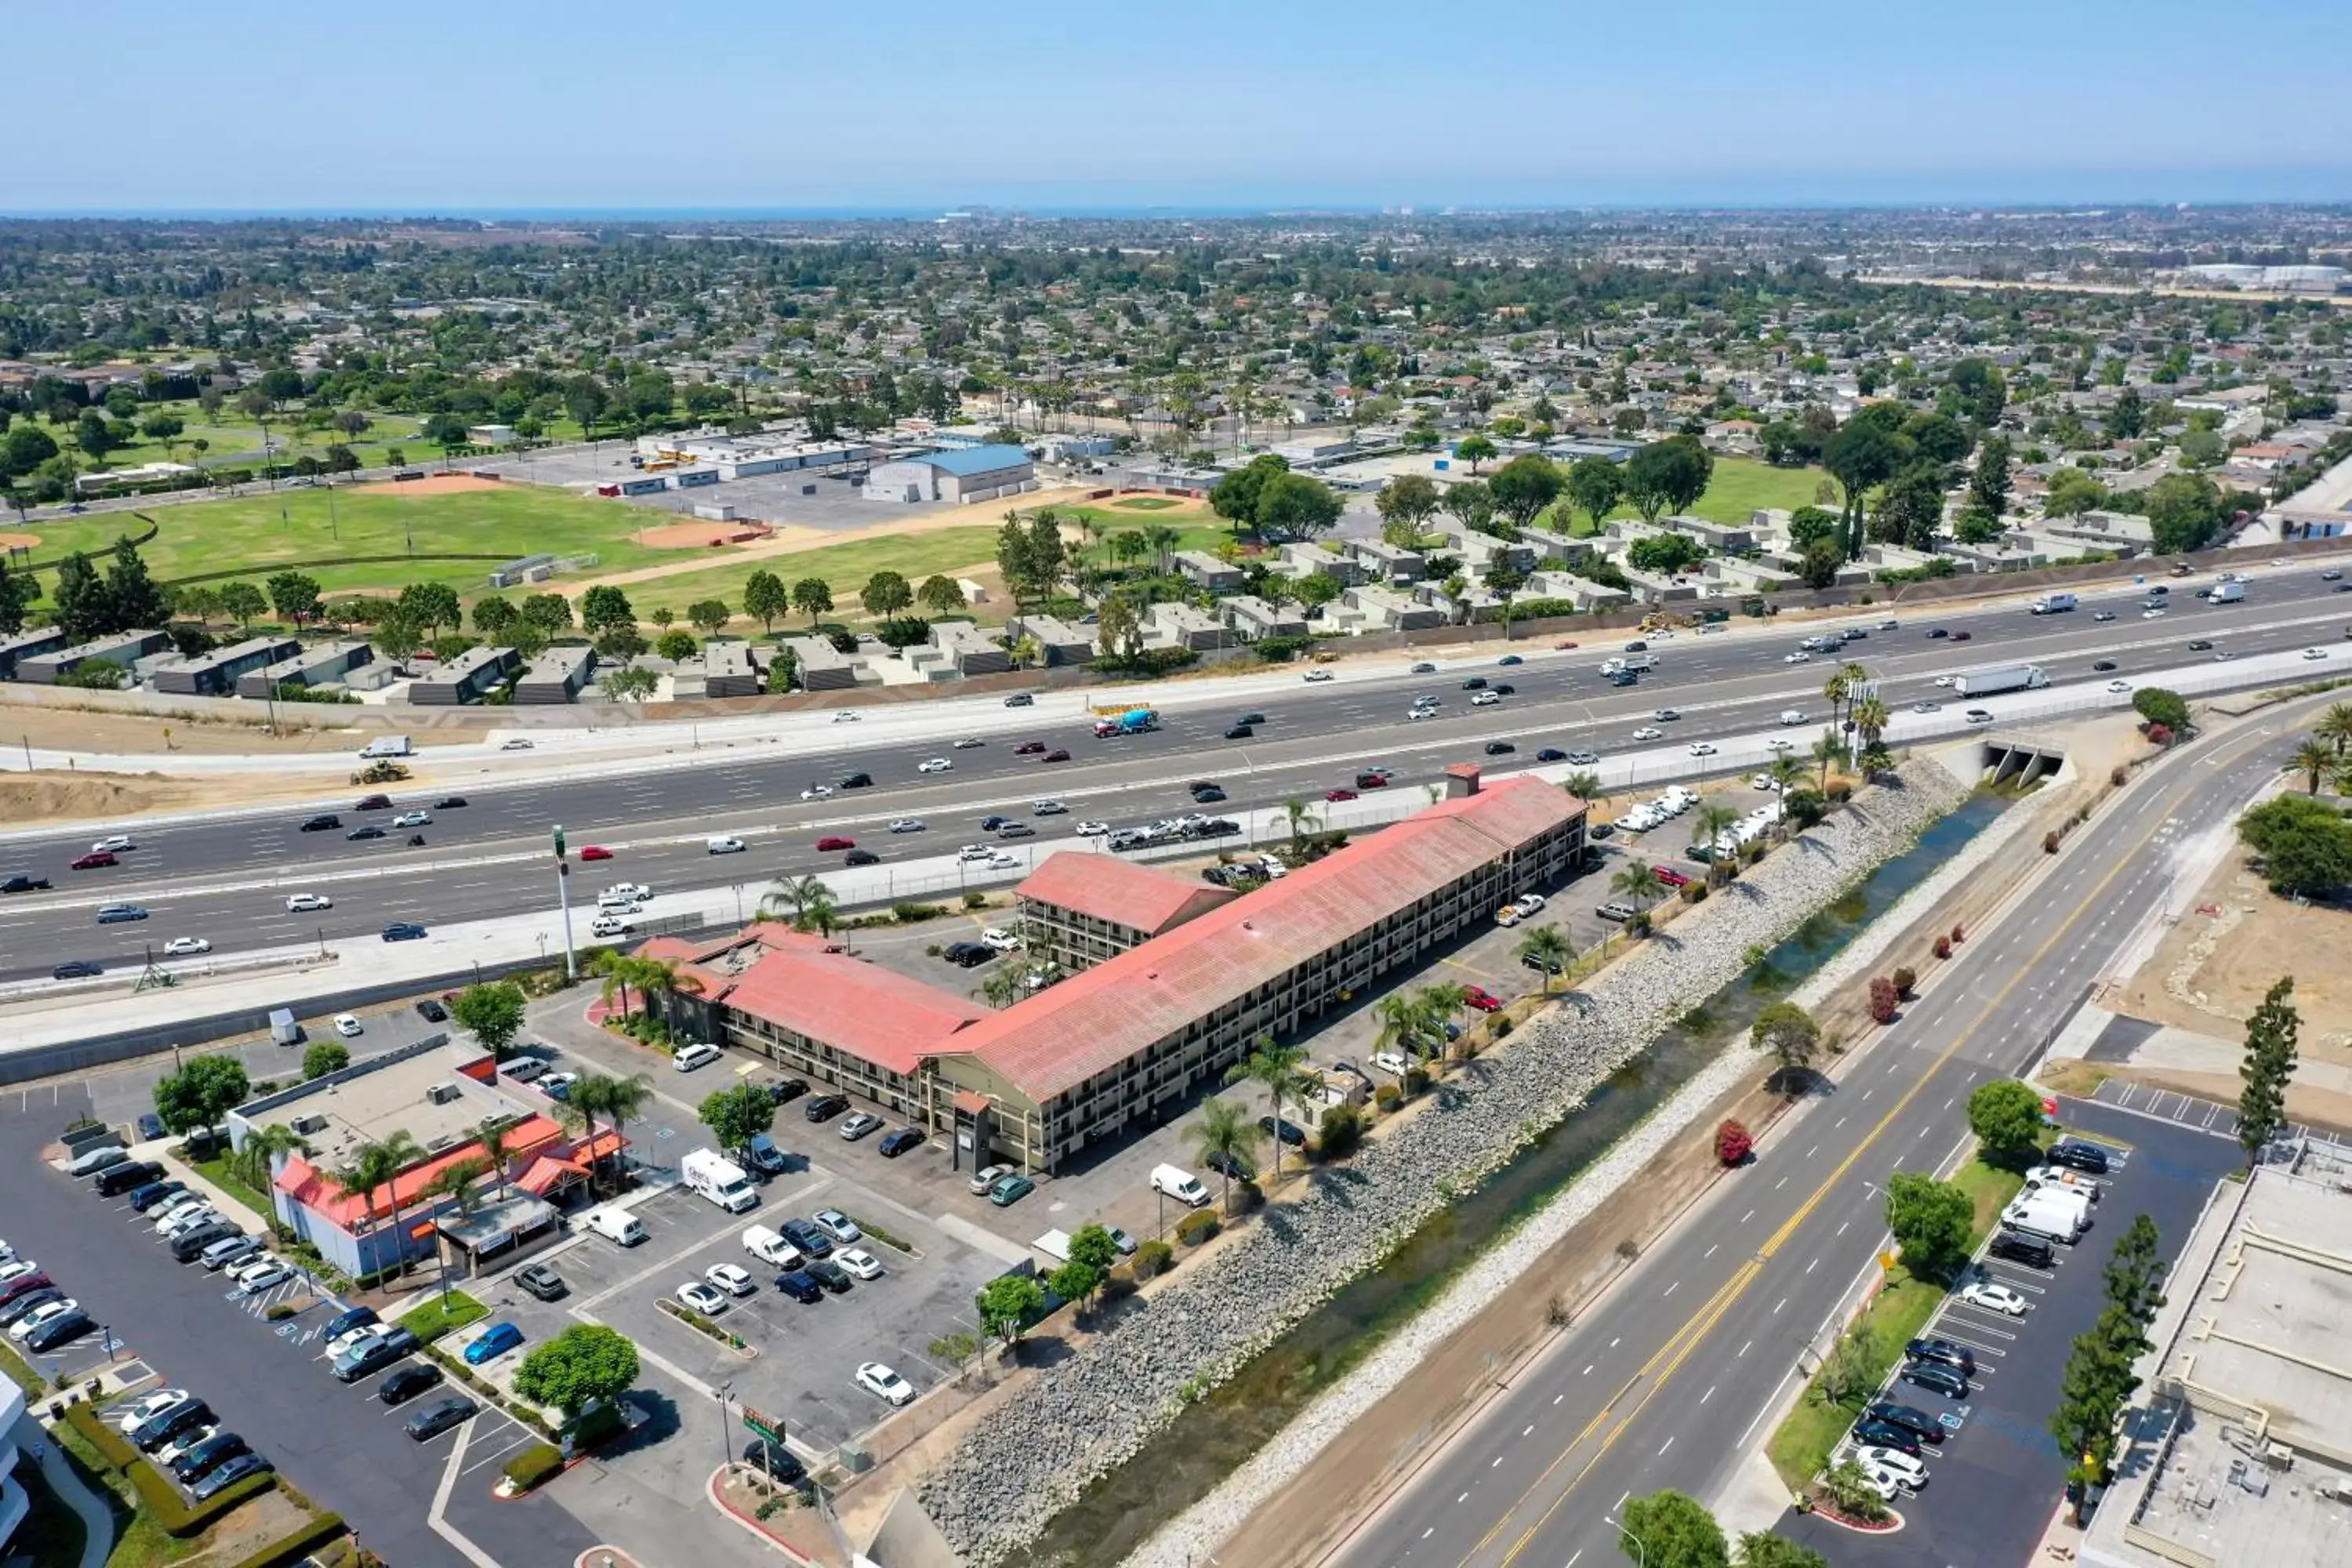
[462,1321,523,1365]
[382,922,427,942]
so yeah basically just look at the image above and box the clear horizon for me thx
[8,0,2347,215]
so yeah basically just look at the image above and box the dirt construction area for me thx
[342,472,510,497]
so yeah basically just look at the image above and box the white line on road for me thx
[1704,1243,1718,1259]
[1523,1424,1534,1438]
[1804,1144,1818,1158]
[1775,1175,1788,1189]
[1738,1340,1751,1357]
[1806,1257,1819,1274]
[1664,1281,1678,1298]
[1700,1385,1715,1404]
[1836,1221,1849,1236]
[1658,1435,1675,1457]
[1773,1297,1787,1314]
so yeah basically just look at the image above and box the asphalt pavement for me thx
[1327,683,2331,1568]
[4,572,2347,983]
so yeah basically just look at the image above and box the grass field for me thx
[25,396,431,477]
[20,485,669,597]
[1544,456,1835,535]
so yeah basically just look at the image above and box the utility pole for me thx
[554,823,577,981]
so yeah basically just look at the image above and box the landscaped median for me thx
[1766,1128,2040,1494]
[396,1287,490,1345]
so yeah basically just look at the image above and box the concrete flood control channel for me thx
[994,792,2013,1568]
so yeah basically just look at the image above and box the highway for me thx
[1328,670,2323,1568]
[2,568,2347,983]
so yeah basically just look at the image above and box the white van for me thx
[673,1042,721,1073]
[597,891,643,914]
[706,836,746,855]
[585,1207,647,1247]
[1150,1163,1210,1208]
[742,1225,804,1269]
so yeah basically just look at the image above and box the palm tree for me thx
[477,1120,515,1203]
[1561,771,1604,807]
[1611,862,1668,909]
[1849,694,1890,750]
[424,1156,493,1218]
[1372,993,1433,1064]
[1224,1036,1314,1186]
[759,874,837,939]
[233,1121,304,1196]
[1811,729,1849,791]
[333,1142,399,1274]
[2292,738,2335,795]
[590,947,644,1021]
[372,1129,426,1276]
[563,1071,652,1196]
[1821,669,1852,729]
[1768,753,1806,794]
[1514,926,1573,993]
[1690,803,1740,868]
[2318,703,2352,757]
[978,966,1026,1009]
[1281,797,1319,861]
[637,959,703,1028]
[1182,1099,1264,1213]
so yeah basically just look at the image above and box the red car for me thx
[1013,741,1047,756]
[578,845,614,862]
[815,837,856,852]
[70,851,118,870]
[1041,750,1070,763]
[1326,788,1359,803]
[1462,985,1502,1012]
[1652,865,1692,887]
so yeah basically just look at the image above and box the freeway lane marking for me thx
[1463,720,2259,1568]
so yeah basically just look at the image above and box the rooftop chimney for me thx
[1445,764,1482,799]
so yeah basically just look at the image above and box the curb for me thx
[706,1465,818,1564]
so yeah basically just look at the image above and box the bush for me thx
[1868,975,1899,1024]
[1951,922,1965,944]
[1715,1118,1753,1165]
[2147,722,2173,745]
[1174,1209,1221,1247]
[1403,1066,1429,1095]
[1891,966,1916,996]
[1132,1240,1174,1279]
[1316,1102,1363,1160]
[1933,934,1952,960]
[1681,881,1708,902]
[2111,764,2129,786]
[2044,829,2062,853]
[1825,779,1853,803]
[890,902,946,923]
[1373,1082,1401,1112]
[502,1443,565,1491]
[961,891,987,910]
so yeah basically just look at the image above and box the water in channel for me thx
[999,790,2009,1568]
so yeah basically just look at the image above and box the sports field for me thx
[1544,456,1834,535]
[18,481,670,597]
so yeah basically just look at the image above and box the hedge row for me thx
[227,1513,347,1568]
[65,1402,278,1537]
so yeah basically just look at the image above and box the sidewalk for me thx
[15,1408,118,1568]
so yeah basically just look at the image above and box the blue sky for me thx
[10,0,2350,214]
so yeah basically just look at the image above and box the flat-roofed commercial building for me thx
[2082,1145,2352,1568]
[511,645,597,705]
[237,638,373,699]
[646,771,1583,1173]
[407,644,519,705]
[16,627,170,684]
[0,626,66,681]
[154,634,302,695]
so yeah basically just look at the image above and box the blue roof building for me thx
[864,443,1036,504]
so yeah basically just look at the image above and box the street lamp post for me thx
[1604,1515,1648,1568]
[715,1383,734,1473]
[553,825,577,981]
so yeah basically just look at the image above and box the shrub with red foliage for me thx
[1868,975,1900,1024]
[1716,1118,1753,1166]
[1933,935,1952,960]
[2146,723,2173,746]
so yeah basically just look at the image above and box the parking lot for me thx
[1782,1099,2239,1566]
[475,1156,1011,1454]
[0,1088,599,1568]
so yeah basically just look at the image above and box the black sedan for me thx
[803,1094,849,1123]
[775,1271,822,1304]
[416,998,448,1022]
[25,1309,95,1354]
[169,1432,251,1483]
[805,1258,854,1294]
[2092,659,2118,672]
[299,814,342,832]
[766,1077,809,1105]
[433,797,468,809]
[191,1452,271,1500]
[1192,785,1228,803]
[1484,740,1516,755]
[1258,1115,1308,1147]
[53,960,103,980]
[347,826,387,841]
[403,1395,479,1441]
[878,1128,925,1157]
[1536,748,1566,762]
[378,1363,444,1406]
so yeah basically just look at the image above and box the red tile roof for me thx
[273,1112,567,1229]
[947,776,1581,1103]
[669,923,989,1076]
[1016,851,1236,935]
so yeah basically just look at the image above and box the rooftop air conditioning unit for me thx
[426,1082,462,1105]
[2264,1443,2294,1471]
[426,1133,459,1153]
[292,1114,329,1137]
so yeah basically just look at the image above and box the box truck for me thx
[681,1149,759,1214]
[2000,1189,2090,1243]
[1952,663,2049,698]
[2028,593,2078,615]
[2210,579,2245,604]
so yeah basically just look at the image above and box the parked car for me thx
[190,1452,272,1499]
[838,1248,886,1280]
[804,1094,850,1123]
[779,1218,834,1258]
[1902,1359,1970,1399]
[838,1112,883,1142]
[462,1321,524,1365]
[1863,1400,1947,1444]
[404,1396,479,1441]
[774,1271,823,1304]
[1957,1280,2028,1316]
[169,1432,252,1484]
[132,1399,216,1453]
[1849,1417,1923,1457]
[806,1258,854,1293]
[1905,1337,1977,1377]
[677,1281,731,1317]
[378,1363,444,1406]
[766,1076,809,1105]
[856,1363,916,1406]
[1258,1115,1308,1147]
[514,1264,567,1301]
[878,1128,925,1157]
[987,1173,1036,1207]
[415,998,448,1022]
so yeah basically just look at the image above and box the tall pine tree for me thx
[103,535,169,631]
[2103,1214,2169,1331]
[2238,976,2300,1167]
[51,550,108,642]
[0,557,30,637]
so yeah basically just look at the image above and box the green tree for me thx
[2129,688,2191,732]
[103,536,169,630]
[1751,1001,1821,1083]
[1947,358,2008,426]
[1811,1322,1879,1410]
[975,1273,1047,1350]
[302,1040,350,1080]
[1627,533,1702,575]
[699,1082,776,1151]
[1968,1079,2046,1167]
[152,1054,252,1137]
[1561,771,1604,805]
[603,664,658,702]
[423,1153,493,1218]
[1375,473,1441,535]
[1256,470,1345,540]
[759,873,838,939]
[742,569,789,633]
[580,585,635,636]
[1047,1258,1105,1311]
[1617,1488,1730,1568]
[1183,1098,1264,1209]
[2290,739,2335,796]
[2045,467,2105,519]
[266,571,322,629]
[1610,861,1668,909]
[1442,477,1496,535]
[1884,1170,1974,1281]
[1967,434,2013,521]
[1825,418,1903,554]
[655,629,699,662]
[1787,505,1838,550]
[789,576,833,627]
[2103,1213,2168,1330]
[0,558,30,638]
[520,592,573,634]
[1566,456,1624,532]
[1734,1532,1828,1568]
[2237,976,2299,1166]
[1454,434,1497,474]
[394,581,461,637]
[917,573,964,615]
[1489,454,1565,528]
[51,551,109,641]
[472,594,519,638]
[373,615,423,664]
[561,1071,652,1196]
[451,981,528,1056]
[1623,435,1712,524]
[2236,796,2352,898]
[1067,1222,1121,1276]
[514,1324,641,1417]
[1515,925,1573,992]
[1799,538,1845,590]
[0,423,59,478]
[2049,1304,2146,1490]
[2316,702,2352,757]
[1223,1037,1318,1185]
[1871,463,1947,550]
[688,599,730,637]
[860,570,913,618]
[2145,473,2224,554]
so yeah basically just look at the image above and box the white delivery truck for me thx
[2028,593,2078,615]
[1150,1163,1210,1207]
[2210,579,2245,604]
[2001,1188,2091,1243]
[681,1149,759,1214]
[358,735,413,759]
[1952,663,2050,698]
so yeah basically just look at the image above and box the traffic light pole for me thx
[554,823,577,982]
